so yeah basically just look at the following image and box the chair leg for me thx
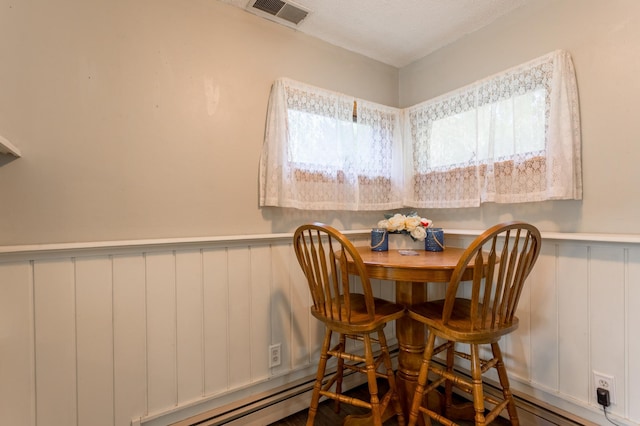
[333,333,347,413]
[444,341,455,412]
[378,330,406,426]
[408,332,437,426]
[307,328,332,426]
[470,344,487,426]
[363,333,383,426]
[491,342,519,425]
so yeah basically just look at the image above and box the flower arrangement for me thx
[377,212,433,241]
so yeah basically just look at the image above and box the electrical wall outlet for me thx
[269,343,281,368]
[593,371,616,405]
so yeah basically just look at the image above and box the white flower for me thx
[377,219,390,229]
[410,226,427,241]
[404,216,422,231]
[387,214,406,232]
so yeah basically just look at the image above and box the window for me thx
[423,89,545,169]
[259,78,404,210]
[404,50,582,207]
[260,50,581,210]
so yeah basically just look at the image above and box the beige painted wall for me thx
[400,0,640,234]
[2,0,639,245]
[0,0,398,245]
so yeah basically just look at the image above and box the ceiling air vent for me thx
[248,0,309,26]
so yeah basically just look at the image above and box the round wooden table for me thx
[344,246,475,425]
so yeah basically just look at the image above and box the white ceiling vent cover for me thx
[248,0,309,26]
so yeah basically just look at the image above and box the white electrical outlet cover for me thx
[593,371,616,405]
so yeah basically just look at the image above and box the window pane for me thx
[426,87,546,169]
[288,109,352,170]
[514,88,546,154]
[288,110,393,178]
[355,121,395,178]
[429,109,477,168]
[478,88,545,161]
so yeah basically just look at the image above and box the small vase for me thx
[425,228,445,252]
[370,228,389,251]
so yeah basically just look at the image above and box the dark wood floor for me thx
[268,381,514,426]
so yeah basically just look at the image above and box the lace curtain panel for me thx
[404,49,582,207]
[259,50,581,210]
[259,78,404,210]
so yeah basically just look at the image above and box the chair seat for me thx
[312,293,405,334]
[408,298,519,344]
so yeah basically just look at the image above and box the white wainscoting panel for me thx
[0,261,35,426]
[203,248,229,396]
[628,249,640,421]
[34,259,78,426]
[112,254,147,426]
[76,256,115,426]
[556,243,589,401]
[1,231,639,426]
[176,250,205,405]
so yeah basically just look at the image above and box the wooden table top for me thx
[353,246,471,283]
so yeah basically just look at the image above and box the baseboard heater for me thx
[168,349,592,426]
[180,377,319,425]
[169,351,387,426]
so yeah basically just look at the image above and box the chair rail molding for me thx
[2,229,640,259]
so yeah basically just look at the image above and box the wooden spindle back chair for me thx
[293,223,406,426]
[407,221,542,426]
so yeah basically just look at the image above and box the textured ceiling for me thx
[219,0,532,68]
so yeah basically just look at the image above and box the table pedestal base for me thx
[340,248,481,425]
[344,280,474,425]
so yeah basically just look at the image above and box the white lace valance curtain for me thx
[259,78,404,210]
[260,50,581,210]
[403,49,582,208]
